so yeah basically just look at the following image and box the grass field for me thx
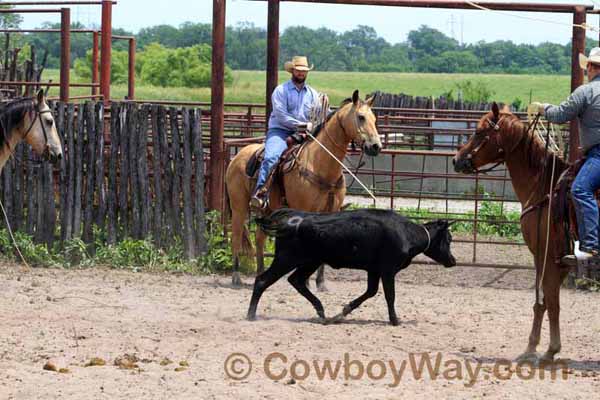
[43,69,573,106]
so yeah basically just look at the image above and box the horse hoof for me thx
[539,352,556,363]
[232,272,242,287]
[515,352,540,363]
[247,313,256,321]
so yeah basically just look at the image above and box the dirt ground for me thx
[1,261,599,400]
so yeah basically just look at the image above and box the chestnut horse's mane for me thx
[498,111,568,174]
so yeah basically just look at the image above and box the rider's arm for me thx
[271,86,302,130]
[544,85,588,124]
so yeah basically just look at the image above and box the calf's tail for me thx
[255,208,306,238]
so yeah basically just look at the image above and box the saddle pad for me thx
[245,146,265,178]
[245,143,306,179]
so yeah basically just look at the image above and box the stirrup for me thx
[249,194,268,213]
[561,253,600,268]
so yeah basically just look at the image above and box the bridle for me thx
[331,104,376,153]
[23,106,52,151]
[2,102,54,163]
[461,114,541,174]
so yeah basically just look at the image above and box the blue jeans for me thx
[572,144,600,251]
[255,128,293,190]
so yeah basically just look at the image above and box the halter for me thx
[1,102,54,164]
[329,104,369,153]
[21,105,52,159]
[24,106,51,144]
[319,112,350,154]
[463,114,540,174]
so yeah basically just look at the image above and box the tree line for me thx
[6,18,599,75]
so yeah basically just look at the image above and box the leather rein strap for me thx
[469,114,540,174]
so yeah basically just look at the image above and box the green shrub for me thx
[74,49,129,84]
[454,79,495,104]
[74,42,233,89]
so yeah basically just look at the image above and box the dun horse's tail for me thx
[256,208,307,238]
[224,182,232,222]
[225,181,254,256]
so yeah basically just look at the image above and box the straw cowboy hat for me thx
[579,47,600,69]
[284,56,314,73]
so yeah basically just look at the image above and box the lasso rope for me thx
[527,114,559,305]
[0,197,31,270]
[307,131,377,202]
[308,93,377,203]
[539,151,557,304]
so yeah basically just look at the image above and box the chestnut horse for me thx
[454,102,570,362]
[0,90,62,171]
[225,90,382,288]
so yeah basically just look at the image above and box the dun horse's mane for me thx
[312,98,353,137]
[0,97,35,149]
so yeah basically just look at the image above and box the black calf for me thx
[247,208,456,325]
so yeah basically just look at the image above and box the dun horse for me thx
[225,90,382,288]
[0,90,62,172]
[453,102,569,362]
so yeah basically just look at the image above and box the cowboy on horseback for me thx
[250,56,323,211]
[529,47,600,263]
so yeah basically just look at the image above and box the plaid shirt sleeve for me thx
[544,85,588,124]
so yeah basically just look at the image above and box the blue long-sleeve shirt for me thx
[544,75,600,153]
[268,80,319,132]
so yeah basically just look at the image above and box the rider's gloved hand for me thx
[306,122,313,133]
[527,102,545,116]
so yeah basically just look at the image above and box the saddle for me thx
[245,138,307,198]
[550,157,600,269]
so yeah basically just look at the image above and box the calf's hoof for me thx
[328,313,345,324]
[232,272,242,287]
[316,281,329,292]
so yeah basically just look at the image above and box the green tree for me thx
[407,25,459,59]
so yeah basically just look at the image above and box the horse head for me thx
[22,90,62,165]
[337,90,382,156]
[453,102,523,174]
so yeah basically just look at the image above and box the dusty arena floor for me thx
[1,262,599,399]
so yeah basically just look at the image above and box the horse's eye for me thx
[45,119,53,127]
[358,115,366,122]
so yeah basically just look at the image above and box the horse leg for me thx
[255,227,267,275]
[541,277,562,362]
[247,255,296,321]
[330,270,379,323]
[230,207,249,287]
[517,301,546,362]
[315,264,328,292]
[287,263,326,320]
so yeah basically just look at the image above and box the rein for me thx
[468,114,540,174]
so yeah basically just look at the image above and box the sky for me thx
[16,0,600,46]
